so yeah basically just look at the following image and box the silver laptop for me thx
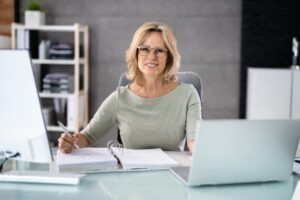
[170,120,300,186]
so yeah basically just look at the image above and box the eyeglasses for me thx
[137,46,168,58]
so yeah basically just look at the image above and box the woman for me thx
[58,22,202,153]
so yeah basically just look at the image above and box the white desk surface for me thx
[0,151,299,200]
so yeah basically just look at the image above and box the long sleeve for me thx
[81,90,118,145]
[185,85,202,142]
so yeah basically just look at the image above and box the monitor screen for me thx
[0,50,53,163]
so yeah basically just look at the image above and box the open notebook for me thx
[56,141,178,173]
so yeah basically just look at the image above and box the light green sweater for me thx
[82,83,202,151]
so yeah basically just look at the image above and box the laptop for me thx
[170,120,300,186]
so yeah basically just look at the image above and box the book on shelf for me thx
[56,140,178,173]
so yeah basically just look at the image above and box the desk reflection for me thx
[94,171,294,200]
[0,170,296,200]
[95,170,187,200]
[186,177,294,200]
[0,179,110,200]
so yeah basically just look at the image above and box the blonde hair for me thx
[125,22,181,85]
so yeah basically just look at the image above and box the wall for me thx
[19,0,241,145]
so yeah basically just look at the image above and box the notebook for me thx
[56,140,178,173]
[170,119,300,186]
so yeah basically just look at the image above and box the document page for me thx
[111,148,178,170]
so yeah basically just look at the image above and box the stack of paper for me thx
[56,148,118,173]
[43,73,74,93]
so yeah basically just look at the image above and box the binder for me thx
[56,140,178,173]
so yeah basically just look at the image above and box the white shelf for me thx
[12,23,89,134]
[39,93,72,98]
[12,23,88,32]
[39,91,84,98]
[32,59,85,65]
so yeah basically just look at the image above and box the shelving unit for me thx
[11,23,89,134]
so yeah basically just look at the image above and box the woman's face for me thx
[137,32,168,79]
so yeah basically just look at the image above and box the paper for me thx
[111,147,178,170]
[56,148,118,172]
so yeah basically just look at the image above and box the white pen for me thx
[57,121,80,149]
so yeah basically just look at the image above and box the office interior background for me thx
[1,0,300,146]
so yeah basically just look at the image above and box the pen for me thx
[57,121,80,149]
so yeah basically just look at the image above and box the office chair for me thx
[117,71,203,146]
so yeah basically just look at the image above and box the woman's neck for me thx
[130,77,177,98]
[143,77,164,92]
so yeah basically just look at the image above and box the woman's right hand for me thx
[58,133,90,153]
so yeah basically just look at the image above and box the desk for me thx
[0,152,299,200]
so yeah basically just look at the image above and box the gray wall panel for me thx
[20,0,241,146]
[175,17,240,63]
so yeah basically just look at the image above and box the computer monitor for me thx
[0,50,53,163]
